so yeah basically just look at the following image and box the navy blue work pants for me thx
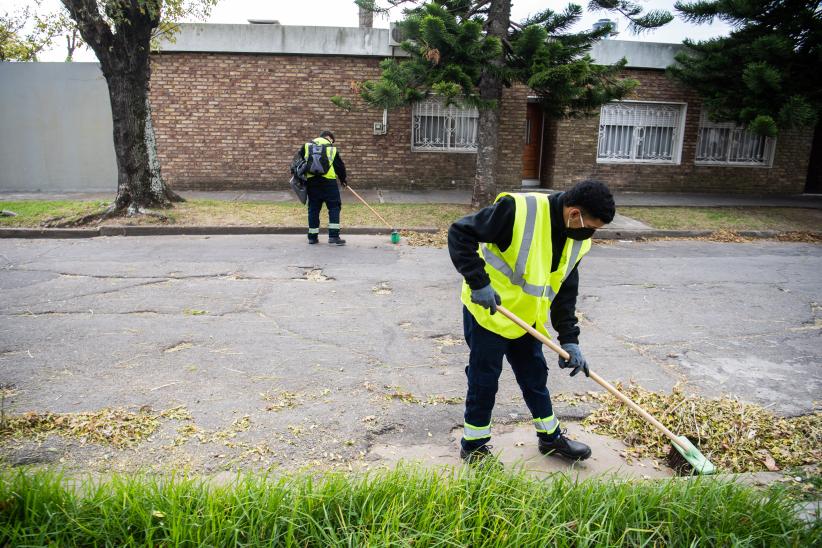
[307,179,341,240]
[462,306,558,451]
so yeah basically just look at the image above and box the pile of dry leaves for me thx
[576,383,821,473]
[402,230,448,248]
[0,406,191,448]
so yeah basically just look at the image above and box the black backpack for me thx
[290,152,308,180]
[306,143,331,176]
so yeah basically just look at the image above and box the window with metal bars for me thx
[695,112,775,166]
[597,102,685,164]
[412,98,479,152]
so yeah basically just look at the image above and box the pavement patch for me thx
[371,281,392,294]
[292,267,334,282]
[369,422,672,479]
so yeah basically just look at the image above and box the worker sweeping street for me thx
[295,130,348,245]
[448,180,615,464]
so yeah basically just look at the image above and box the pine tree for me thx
[670,0,821,137]
[352,1,671,206]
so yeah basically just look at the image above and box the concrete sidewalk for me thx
[3,188,822,208]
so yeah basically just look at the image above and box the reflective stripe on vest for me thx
[461,192,591,339]
[463,422,491,441]
[482,237,584,299]
[304,137,337,180]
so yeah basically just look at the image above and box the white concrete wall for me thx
[165,24,681,68]
[163,23,396,57]
[590,40,682,69]
[0,63,116,192]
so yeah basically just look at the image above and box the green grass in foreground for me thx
[621,207,822,232]
[1,467,818,546]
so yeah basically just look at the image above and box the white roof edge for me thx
[159,23,395,57]
[160,23,682,69]
[589,40,683,69]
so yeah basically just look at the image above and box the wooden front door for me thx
[521,102,542,182]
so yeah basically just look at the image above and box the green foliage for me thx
[330,95,354,112]
[356,1,663,118]
[358,2,502,110]
[670,0,821,135]
[0,1,69,61]
[1,467,818,545]
[588,0,675,33]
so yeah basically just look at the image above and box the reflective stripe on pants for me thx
[463,422,491,441]
[534,415,559,435]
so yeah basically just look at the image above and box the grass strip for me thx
[3,201,821,235]
[621,207,822,232]
[1,466,818,546]
[0,200,471,230]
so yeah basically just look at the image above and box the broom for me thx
[495,305,716,475]
[345,185,400,244]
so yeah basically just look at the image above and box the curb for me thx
[0,227,794,240]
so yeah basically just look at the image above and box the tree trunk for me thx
[104,59,180,215]
[59,0,179,224]
[359,5,374,28]
[471,0,511,208]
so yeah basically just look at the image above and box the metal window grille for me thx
[597,102,684,163]
[412,98,479,152]
[695,112,775,166]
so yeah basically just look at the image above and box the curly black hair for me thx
[319,130,335,142]
[563,180,615,224]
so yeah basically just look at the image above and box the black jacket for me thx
[295,142,347,184]
[447,192,581,345]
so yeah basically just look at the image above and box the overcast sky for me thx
[6,0,732,62]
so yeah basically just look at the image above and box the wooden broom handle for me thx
[495,304,687,451]
[345,186,393,230]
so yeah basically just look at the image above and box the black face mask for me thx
[566,227,596,240]
[566,210,596,240]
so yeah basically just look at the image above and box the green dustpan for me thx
[671,435,716,475]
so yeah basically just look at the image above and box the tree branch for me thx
[61,0,114,64]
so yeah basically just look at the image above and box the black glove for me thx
[558,343,589,377]
[470,284,501,315]
[340,180,348,188]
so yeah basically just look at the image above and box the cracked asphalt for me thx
[0,235,819,474]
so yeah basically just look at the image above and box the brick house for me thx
[149,23,815,194]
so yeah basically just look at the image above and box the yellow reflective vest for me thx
[303,137,338,180]
[461,192,591,339]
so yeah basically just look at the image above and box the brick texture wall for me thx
[150,52,526,191]
[542,69,814,194]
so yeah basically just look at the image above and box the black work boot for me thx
[538,430,592,461]
[307,238,318,245]
[460,445,501,468]
[328,236,346,246]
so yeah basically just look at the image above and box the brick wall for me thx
[543,69,814,194]
[150,52,526,191]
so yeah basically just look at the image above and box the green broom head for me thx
[673,435,716,475]
[390,231,400,244]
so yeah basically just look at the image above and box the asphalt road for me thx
[1,235,819,473]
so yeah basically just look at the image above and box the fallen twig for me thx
[150,381,181,391]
